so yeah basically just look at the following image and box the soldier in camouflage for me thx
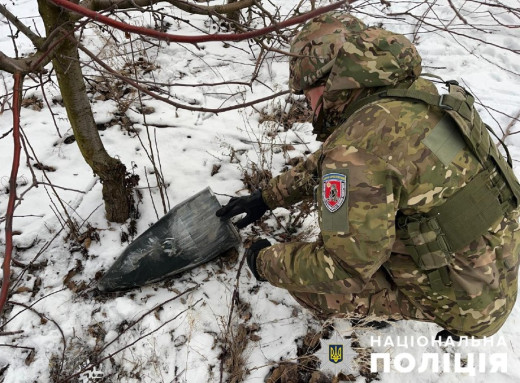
[217,12,520,338]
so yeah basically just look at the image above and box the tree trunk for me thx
[38,0,130,223]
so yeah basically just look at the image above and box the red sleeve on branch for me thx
[0,72,22,315]
[49,0,348,43]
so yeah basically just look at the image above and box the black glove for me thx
[246,239,271,281]
[215,190,269,229]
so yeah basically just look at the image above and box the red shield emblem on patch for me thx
[322,173,347,213]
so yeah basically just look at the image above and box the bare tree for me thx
[38,0,132,223]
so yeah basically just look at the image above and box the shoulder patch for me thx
[320,169,350,233]
[323,173,347,212]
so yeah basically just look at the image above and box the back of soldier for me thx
[322,76,520,337]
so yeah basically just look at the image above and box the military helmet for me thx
[289,11,422,94]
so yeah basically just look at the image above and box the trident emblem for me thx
[329,344,343,364]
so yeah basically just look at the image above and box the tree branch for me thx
[50,0,348,43]
[0,4,45,49]
[0,72,23,316]
[447,0,468,25]
[164,0,255,15]
[0,22,83,75]
[81,0,256,16]
[80,0,154,11]
[0,52,33,74]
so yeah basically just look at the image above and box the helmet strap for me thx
[311,96,327,140]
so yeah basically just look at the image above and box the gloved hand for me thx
[215,190,269,229]
[246,239,271,281]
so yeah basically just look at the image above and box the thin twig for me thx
[0,129,13,140]
[129,38,168,215]
[10,230,64,293]
[502,110,520,140]
[0,330,24,336]
[153,128,170,210]
[37,182,86,194]
[81,43,291,113]
[8,300,67,375]
[60,297,203,382]
[45,188,67,233]
[98,284,200,355]
[388,9,519,54]
[219,248,247,383]
[0,4,44,48]
[226,251,247,331]
[20,128,80,237]
[447,0,468,25]
[144,168,159,220]
[0,343,35,351]
[2,288,67,329]
[38,72,62,138]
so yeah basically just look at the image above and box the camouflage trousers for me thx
[258,216,520,337]
[287,264,430,323]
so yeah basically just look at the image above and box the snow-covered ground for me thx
[0,1,519,382]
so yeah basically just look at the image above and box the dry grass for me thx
[258,96,312,131]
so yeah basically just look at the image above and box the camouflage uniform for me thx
[257,12,520,337]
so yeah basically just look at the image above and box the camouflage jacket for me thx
[259,78,520,336]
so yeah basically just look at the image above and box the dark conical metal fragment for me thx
[98,187,240,291]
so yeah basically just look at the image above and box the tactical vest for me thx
[345,81,520,292]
